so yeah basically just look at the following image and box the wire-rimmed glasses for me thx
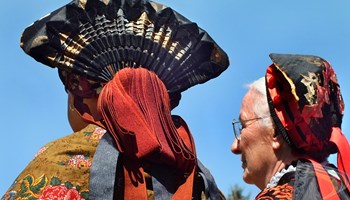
[232,116,270,140]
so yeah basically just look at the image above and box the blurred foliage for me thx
[226,184,251,200]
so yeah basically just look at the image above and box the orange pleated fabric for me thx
[97,67,196,199]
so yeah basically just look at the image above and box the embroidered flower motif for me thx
[5,174,48,199]
[257,182,294,200]
[67,155,91,168]
[271,183,293,199]
[7,175,89,199]
[34,146,49,159]
[39,185,85,200]
[90,127,106,140]
[257,196,274,200]
[256,188,275,200]
[84,127,106,141]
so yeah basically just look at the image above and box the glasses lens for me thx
[232,120,242,139]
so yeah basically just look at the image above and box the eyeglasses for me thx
[232,116,270,140]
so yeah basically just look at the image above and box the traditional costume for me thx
[257,53,350,199]
[2,0,229,199]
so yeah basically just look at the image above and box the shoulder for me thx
[2,124,106,200]
[31,124,106,159]
[294,159,350,199]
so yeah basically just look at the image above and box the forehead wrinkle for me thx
[240,88,258,121]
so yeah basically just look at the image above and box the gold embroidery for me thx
[301,72,318,104]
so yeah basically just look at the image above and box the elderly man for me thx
[232,53,350,199]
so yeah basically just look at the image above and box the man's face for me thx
[231,89,276,188]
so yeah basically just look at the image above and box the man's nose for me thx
[231,139,241,154]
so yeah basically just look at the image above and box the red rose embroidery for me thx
[39,185,84,200]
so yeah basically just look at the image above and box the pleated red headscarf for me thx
[97,67,197,199]
[98,67,196,171]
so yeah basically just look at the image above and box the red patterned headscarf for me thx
[265,53,350,197]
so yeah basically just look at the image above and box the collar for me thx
[266,164,296,189]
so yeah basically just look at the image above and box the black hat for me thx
[20,0,229,108]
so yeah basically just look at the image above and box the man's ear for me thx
[272,133,284,150]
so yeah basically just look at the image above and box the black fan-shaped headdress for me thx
[21,0,229,107]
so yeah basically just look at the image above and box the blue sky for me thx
[1,0,349,198]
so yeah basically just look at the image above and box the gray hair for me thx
[248,77,273,128]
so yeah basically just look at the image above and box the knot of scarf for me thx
[97,67,196,173]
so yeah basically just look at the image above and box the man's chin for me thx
[242,170,254,185]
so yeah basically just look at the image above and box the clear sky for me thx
[1,0,349,198]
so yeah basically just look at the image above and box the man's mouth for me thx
[241,156,247,168]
